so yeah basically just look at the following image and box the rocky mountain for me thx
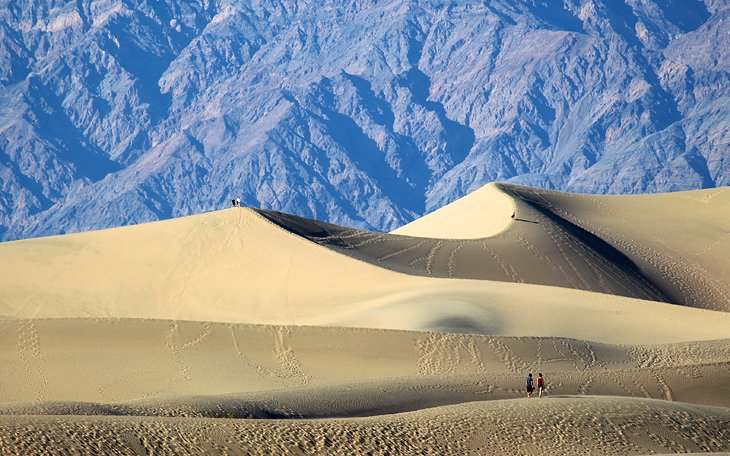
[1,0,728,240]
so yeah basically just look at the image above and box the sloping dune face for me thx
[0,207,433,323]
[390,184,515,239]
[2,184,730,334]
[498,185,730,311]
[1,320,729,455]
[258,206,669,302]
[2,184,730,455]
[257,183,730,311]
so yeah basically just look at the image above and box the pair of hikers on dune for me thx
[525,373,545,398]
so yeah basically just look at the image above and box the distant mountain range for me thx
[1,0,728,240]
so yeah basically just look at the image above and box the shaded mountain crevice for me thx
[302,81,425,215]
[25,76,124,184]
[397,67,476,174]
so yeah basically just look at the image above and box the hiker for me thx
[537,373,545,398]
[231,198,236,207]
[526,373,534,398]
[236,196,241,207]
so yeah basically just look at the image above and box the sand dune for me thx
[1,397,729,455]
[1,319,729,454]
[2,200,730,342]
[260,183,730,310]
[2,182,729,454]
[498,184,730,311]
[391,183,515,239]
[258,203,668,302]
[2,319,729,411]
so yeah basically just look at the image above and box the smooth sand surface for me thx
[1,182,729,454]
[391,183,515,239]
[2,187,730,343]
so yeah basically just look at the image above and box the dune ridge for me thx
[256,202,669,303]
[2,203,730,342]
[258,183,730,311]
[1,182,729,454]
[390,183,515,239]
[498,184,730,311]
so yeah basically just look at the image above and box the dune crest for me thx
[256,183,730,311]
[2,183,729,454]
[2,193,730,342]
[497,184,730,311]
[391,183,515,239]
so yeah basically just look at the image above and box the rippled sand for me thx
[1,183,729,454]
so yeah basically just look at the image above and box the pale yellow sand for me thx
[1,397,728,456]
[2,192,730,343]
[499,184,730,311]
[2,183,730,454]
[272,184,730,310]
[0,319,729,454]
[391,183,515,238]
[256,183,730,310]
[1,320,729,411]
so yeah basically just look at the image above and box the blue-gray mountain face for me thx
[0,0,728,240]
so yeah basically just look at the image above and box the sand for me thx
[391,183,515,239]
[1,398,729,455]
[498,184,730,311]
[1,182,729,454]
[2,319,730,410]
[2,319,729,454]
[2,188,730,343]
